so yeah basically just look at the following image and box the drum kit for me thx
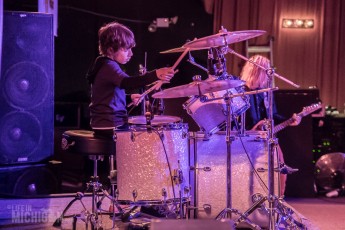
[115,28,304,229]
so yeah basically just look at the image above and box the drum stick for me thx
[172,47,190,70]
[239,87,279,96]
[204,87,280,103]
[128,48,190,107]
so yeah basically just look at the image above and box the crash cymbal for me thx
[152,79,245,98]
[184,30,266,50]
[160,46,198,54]
[315,152,345,191]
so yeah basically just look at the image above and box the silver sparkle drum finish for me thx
[183,88,249,136]
[115,121,190,203]
[190,131,278,227]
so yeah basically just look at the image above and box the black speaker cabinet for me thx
[0,11,54,165]
[0,162,61,196]
[274,89,320,197]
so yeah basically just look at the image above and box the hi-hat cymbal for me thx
[152,79,245,98]
[184,30,266,50]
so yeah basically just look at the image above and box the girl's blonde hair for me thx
[240,55,271,89]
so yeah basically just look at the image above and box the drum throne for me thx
[53,130,122,229]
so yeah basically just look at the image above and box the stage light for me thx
[148,16,178,32]
[282,19,314,29]
[305,19,314,28]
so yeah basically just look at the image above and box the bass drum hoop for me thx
[128,115,182,129]
[117,198,189,207]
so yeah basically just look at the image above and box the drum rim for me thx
[63,130,94,137]
[128,115,181,125]
[117,198,189,206]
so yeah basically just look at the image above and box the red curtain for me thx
[205,0,344,111]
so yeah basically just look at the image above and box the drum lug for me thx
[132,189,138,201]
[184,185,191,195]
[254,132,268,140]
[162,188,167,200]
[188,204,212,213]
[203,204,212,214]
[256,167,267,172]
[158,130,165,141]
[182,130,188,139]
[130,131,135,142]
[115,189,119,199]
[189,166,211,172]
[173,168,184,184]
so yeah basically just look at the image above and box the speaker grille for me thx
[3,61,50,109]
[0,11,54,165]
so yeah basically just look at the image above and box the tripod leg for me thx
[275,200,307,229]
[53,192,86,227]
[274,144,286,197]
[233,195,268,230]
[108,154,122,229]
[73,215,77,230]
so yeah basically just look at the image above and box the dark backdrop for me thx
[2,0,213,194]
[4,0,213,105]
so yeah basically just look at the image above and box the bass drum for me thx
[189,131,279,228]
[116,116,190,204]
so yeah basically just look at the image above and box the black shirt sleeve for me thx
[120,70,158,90]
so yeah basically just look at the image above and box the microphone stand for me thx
[139,53,147,114]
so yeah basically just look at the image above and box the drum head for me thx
[128,115,181,126]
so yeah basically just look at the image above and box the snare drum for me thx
[183,87,249,136]
[116,117,190,204]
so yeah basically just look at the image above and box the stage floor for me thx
[0,194,344,230]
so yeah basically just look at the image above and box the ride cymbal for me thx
[152,79,245,98]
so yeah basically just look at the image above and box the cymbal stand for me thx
[266,68,277,229]
[214,93,236,219]
[205,88,276,229]
[226,48,304,230]
[210,35,236,219]
[212,92,265,230]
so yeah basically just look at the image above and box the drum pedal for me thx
[258,163,299,174]
[279,163,299,174]
[121,206,140,222]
